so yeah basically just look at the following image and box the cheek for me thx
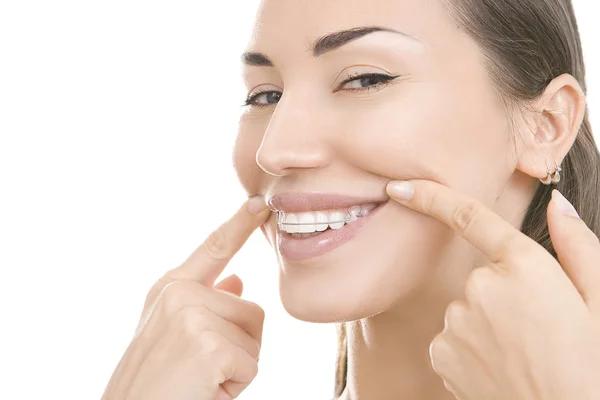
[336,83,510,197]
[233,118,267,195]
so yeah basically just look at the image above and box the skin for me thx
[102,199,271,400]
[386,181,600,400]
[233,0,588,399]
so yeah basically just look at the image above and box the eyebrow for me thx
[241,25,419,67]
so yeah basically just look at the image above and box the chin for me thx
[278,267,407,323]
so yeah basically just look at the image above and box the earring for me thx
[540,164,562,185]
[534,133,562,185]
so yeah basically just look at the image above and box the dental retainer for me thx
[276,204,369,230]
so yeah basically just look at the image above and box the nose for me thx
[255,92,332,176]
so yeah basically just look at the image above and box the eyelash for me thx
[243,72,400,108]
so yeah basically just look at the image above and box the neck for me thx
[339,239,480,400]
[341,307,455,400]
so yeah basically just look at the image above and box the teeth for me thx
[315,211,328,232]
[347,205,361,223]
[283,213,298,233]
[279,203,379,234]
[328,211,345,230]
[297,213,315,233]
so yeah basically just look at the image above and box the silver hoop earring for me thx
[535,134,562,185]
[540,165,562,185]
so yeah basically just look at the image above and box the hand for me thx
[101,196,271,400]
[387,180,600,400]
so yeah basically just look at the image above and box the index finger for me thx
[166,195,271,286]
[386,180,537,264]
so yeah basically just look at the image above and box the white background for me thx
[0,1,597,399]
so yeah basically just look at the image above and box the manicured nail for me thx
[387,181,414,201]
[247,195,268,214]
[552,190,580,218]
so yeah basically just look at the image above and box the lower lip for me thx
[276,203,385,261]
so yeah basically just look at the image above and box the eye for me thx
[337,72,400,93]
[242,72,400,109]
[244,89,282,108]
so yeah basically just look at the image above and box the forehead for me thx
[248,0,454,53]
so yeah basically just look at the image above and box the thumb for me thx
[547,190,600,309]
[214,273,244,297]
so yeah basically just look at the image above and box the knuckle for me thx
[144,276,171,311]
[204,226,231,261]
[464,266,496,303]
[252,339,262,359]
[221,349,258,388]
[244,360,258,381]
[429,334,453,376]
[143,287,160,313]
[429,334,446,360]
[421,185,441,215]
[246,358,260,381]
[196,330,227,357]
[502,233,533,262]
[444,301,468,333]
[159,281,194,314]
[451,202,479,233]
[178,305,211,334]
[247,301,266,323]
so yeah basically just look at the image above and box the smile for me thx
[268,193,387,261]
[277,202,380,237]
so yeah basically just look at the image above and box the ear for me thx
[515,73,586,180]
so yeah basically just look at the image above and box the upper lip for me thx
[267,192,387,213]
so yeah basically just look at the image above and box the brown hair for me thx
[334,0,600,396]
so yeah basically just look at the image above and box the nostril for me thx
[255,152,288,177]
[255,137,332,176]
[255,143,292,177]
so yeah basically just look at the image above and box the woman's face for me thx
[234,0,529,322]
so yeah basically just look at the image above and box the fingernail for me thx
[387,181,414,201]
[552,190,580,218]
[247,195,268,215]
